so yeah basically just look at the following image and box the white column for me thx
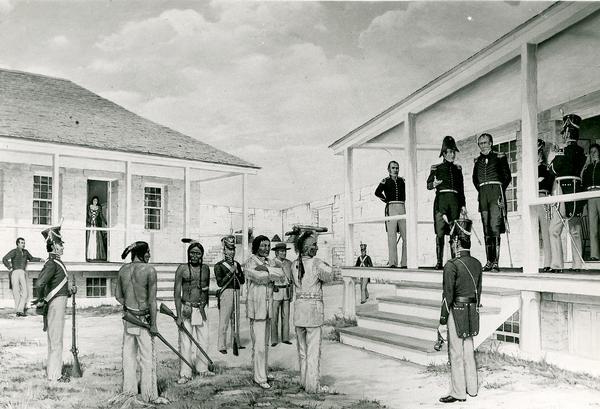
[404,113,419,269]
[183,166,191,259]
[52,153,60,225]
[125,161,132,245]
[343,147,356,319]
[521,43,540,274]
[242,173,249,263]
[520,290,542,359]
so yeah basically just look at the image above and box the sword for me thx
[498,187,514,268]
[551,202,586,266]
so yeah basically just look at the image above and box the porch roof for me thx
[0,68,259,170]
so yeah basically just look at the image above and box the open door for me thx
[86,180,109,262]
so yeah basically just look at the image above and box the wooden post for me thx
[242,174,249,264]
[343,147,356,319]
[521,43,540,274]
[405,113,419,268]
[52,153,60,225]
[520,290,542,359]
[183,166,191,259]
[125,161,132,245]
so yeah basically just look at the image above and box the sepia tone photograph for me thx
[1,1,600,408]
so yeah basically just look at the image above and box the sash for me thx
[44,259,68,302]
[358,256,367,267]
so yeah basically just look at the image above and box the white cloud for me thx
[50,35,69,47]
[0,0,13,15]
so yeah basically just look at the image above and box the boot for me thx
[435,237,444,270]
[483,236,493,271]
[492,236,501,272]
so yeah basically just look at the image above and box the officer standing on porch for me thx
[581,143,600,261]
[438,217,481,403]
[427,136,466,270]
[472,133,512,272]
[375,160,407,268]
[548,114,587,273]
[537,139,554,272]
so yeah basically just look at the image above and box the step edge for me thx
[339,328,445,355]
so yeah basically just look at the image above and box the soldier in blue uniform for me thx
[427,136,466,269]
[375,160,407,268]
[438,217,481,403]
[355,243,373,303]
[582,143,600,261]
[472,133,512,271]
[548,114,587,272]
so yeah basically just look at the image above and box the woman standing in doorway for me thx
[86,196,107,261]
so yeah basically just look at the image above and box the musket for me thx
[498,187,514,268]
[231,263,241,357]
[159,303,215,372]
[70,287,83,378]
[122,312,196,374]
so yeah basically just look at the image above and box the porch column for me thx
[342,147,356,319]
[241,173,249,263]
[520,290,542,359]
[404,113,419,268]
[521,43,540,273]
[52,153,60,224]
[183,166,191,259]
[125,161,132,245]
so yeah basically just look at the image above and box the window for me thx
[86,277,107,297]
[144,186,162,230]
[496,140,518,212]
[494,311,520,344]
[311,209,319,226]
[33,176,52,225]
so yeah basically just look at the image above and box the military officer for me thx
[270,242,293,347]
[34,225,76,382]
[427,136,466,269]
[438,217,481,403]
[355,243,373,304]
[472,133,512,271]
[375,160,407,268]
[548,114,587,272]
[581,143,600,261]
[537,139,554,272]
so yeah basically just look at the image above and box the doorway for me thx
[86,180,110,262]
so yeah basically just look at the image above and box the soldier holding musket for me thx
[548,114,587,273]
[472,133,512,272]
[438,217,482,403]
[427,136,466,270]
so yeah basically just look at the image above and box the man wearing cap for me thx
[214,235,245,354]
[582,143,600,261]
[174,241,213,383]
[3,237,44,316]
[548,114,587,273]
[472,133,512,272]
[427,136,466,270]
[438,217,481,403]
[355,243,373,304]
[292,229,333,393]
[375,160,407,268]
[34,226,76,382]
[116,241,167,404]
[270,242,294,347]
[244,235,285,389]
[537,139,554,272]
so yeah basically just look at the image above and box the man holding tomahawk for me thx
[174,240,215,383]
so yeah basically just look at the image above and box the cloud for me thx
[50,35,69,47]
[0,0,13,15]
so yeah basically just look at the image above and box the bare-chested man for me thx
[115,241,167,404]
[174,241,214,383]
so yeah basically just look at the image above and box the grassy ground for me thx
[322,315,357,342]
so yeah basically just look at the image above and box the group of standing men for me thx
[377,113,599,273]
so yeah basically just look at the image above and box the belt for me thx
[275,284,291,289]
[439,189,458,194]
[455,296,477,303]
[388,201,405,204]
[555,176,581,183]
[538,190,550,195]
[183,300,205,308]
[123,306,150,316]
[587,186,600,191]
[296,292,322,301]
[478,181,502,187]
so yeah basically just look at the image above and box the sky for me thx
[0,0,551,209]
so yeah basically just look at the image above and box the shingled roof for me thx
[0,69,258,169]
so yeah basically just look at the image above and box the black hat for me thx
[537,139,545,151]
[561,114,582,140]
[450,217,472,243]
[271,243,290,252]
[41,225,63,245]
[359,242,367,250]
[271,234,282,243]
[221,235,236,250]
[439,135,459,157]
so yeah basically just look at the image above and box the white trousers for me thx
[549,203,583,269]
[11,269,28,313]
[588,198,600,259]
[178,317,209,377]
[46,295,67,381]
[447,311,478,400]
[122,323,158,402]
[536,205,552,268]
[296,326,323,393]
[249,318,270,384]
[218,288,240,351]
[386,203,407,267]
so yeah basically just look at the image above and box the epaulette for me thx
[473,157,478,163]
[456,164,462,170]
[430,164,438,171]
[497,152,506,157]
[380,178,387,184]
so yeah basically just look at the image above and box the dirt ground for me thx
[1,284,600,409]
